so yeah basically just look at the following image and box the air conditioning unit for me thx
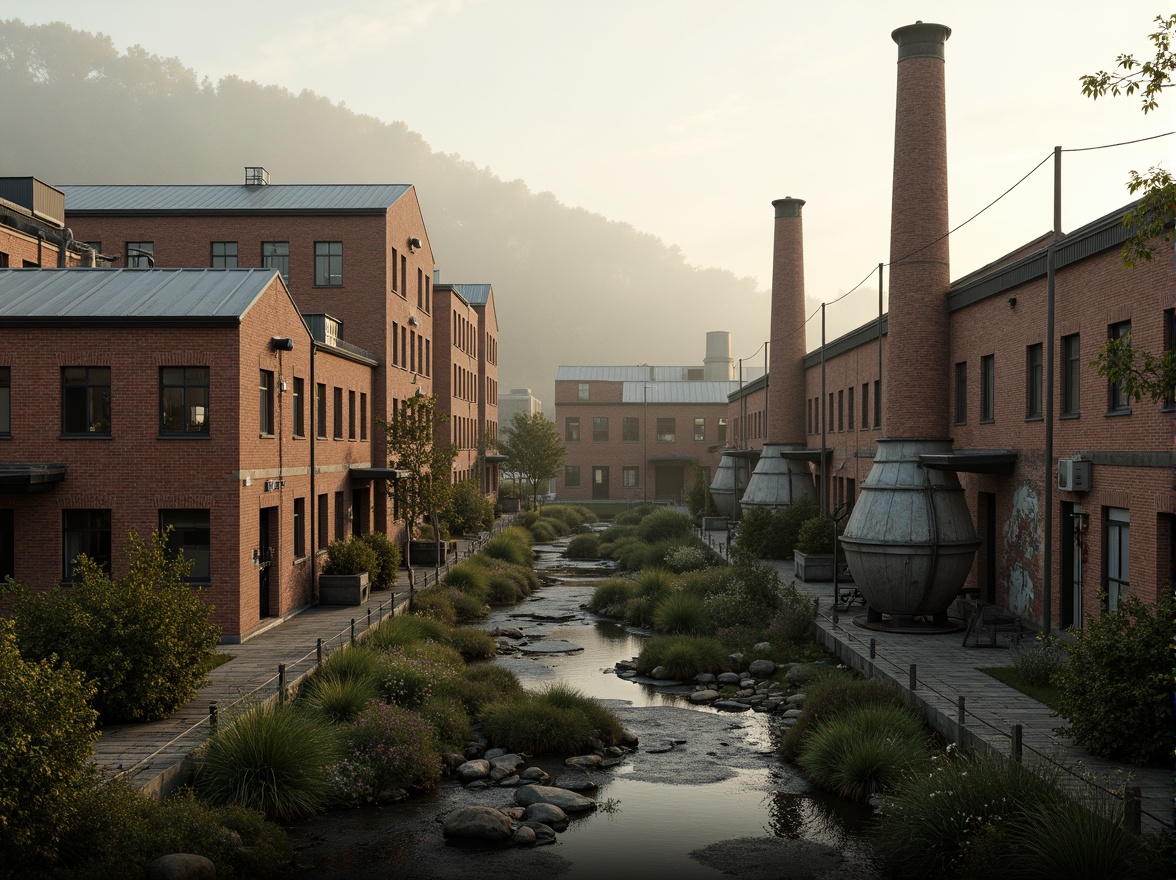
[1057,459,1092,492]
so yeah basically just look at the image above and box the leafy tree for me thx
[499,411,564,510]
[7,528,220,723]
[0,617,99,868]
[445,479,495,535]
[380,393,457,587]
[1082,14,1175,404]
[684,466,717,517]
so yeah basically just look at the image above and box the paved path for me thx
[693,528,1173,835]
[94,536,487,797]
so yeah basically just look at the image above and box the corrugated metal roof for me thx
[0,268,281,323]
[60,184,412,214]
[452,283,492,305]
[556,365,702,382]
[621,381,740,404]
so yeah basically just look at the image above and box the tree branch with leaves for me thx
[499,411,564,510]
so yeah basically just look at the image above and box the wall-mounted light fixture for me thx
[270,336,294,351]
[408,315,419,327]
[408,237,422,252]
[1007,296,1017,309]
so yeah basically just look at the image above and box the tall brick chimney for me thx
[736,197,817,513]
[840,22,979,627]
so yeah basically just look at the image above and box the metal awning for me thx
[648,455,696,463]
[484,454,509,463]
[778,447,832,462]
[0,463,67,493]
[348,467,412,481]
[919,450,1018,475]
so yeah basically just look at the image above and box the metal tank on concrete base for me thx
[709,451,749,517]
[840,438,979,621]
[739,445,814,513]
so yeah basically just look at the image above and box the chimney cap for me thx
[892,22,951,61]
[772,197,805,218]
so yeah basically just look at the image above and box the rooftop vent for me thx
[245,167,270,186]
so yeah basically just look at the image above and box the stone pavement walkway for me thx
[95,534,488,798]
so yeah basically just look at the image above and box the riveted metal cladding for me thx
[709,452,749,517]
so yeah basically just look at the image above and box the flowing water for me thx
[282,540,880,879]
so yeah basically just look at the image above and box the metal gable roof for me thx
[452,284,492,305]
[60,184,412,214]
[621,381,741,404]
[556,365,702,382]
[0,268,282,323]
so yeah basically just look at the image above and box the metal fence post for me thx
[869,638,876,660]
[1012,724,1022,762]
[209,701,218,737]
[277,663,286,703]
[957,695,965,729]
[367,607,372,631]
[316,638,323,665]
[909,663,917,691]
[1124,785,1141,835]
[350,618,356,645]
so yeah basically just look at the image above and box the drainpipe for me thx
[309,342,318,604]
[1043,145,1061,634]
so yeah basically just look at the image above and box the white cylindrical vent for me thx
[703,331,734,381]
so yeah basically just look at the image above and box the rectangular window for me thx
[63,509,111,580]
[980,354,995,422]
[1062,333,1081,416]
[211,241,238,268]
[410,330,417,373]
[622,466,639,488]
[564,465,581,487]
[160,509,211,581]
[565,417,580,442]
[622,417,639,442]
[1108,320,1131,413]
[577,383,589,401]
[392,322,400,366]
[292,377,305,437]
[160,366,209,435]
[1165,308,1176,409]
[417,268,423,309]
[314,241,343,286]
[317,494,329,550]
[862,382,869,429]
[954,362,967,424]
[316,383,327,438]
[807,399,813,434]
[334,491,346,542]
[333,387,344,439]
[425,275,431,313]
[848,386,855,431]
[1026,343,1043,419]
[293,498,306,559]
[424,339,430,377]
[656,417,675,442]
[0,510,12,581]
[718,417,727,445]
[1104,507,1130,612]
[592,417,609,442]
[0,366,9,436]
[390,246,399,292]
[259,370,274,435]
[262,241,289,283]
[837,390,844,432]
[62,366,111,435]
[400,254,407,299]
[348,390,356,440]
[360,393,368,440]
[126,241,153,268]
[694,417,705,442]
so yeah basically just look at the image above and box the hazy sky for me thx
[14,1,1174,354]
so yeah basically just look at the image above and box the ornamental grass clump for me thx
[455,663,525,713]
[377,643,462,709]
[796,704,931,801]
[332,703,441,805]
[587,578,636,616]
[417,695,472,749]
[528,518,561,543]
[442,562,491,603]
[566,533,602,559]
[299,675,380,724]
[779,672,903,761]
[363,613,450,652]
[480,683,622,755]
[636,634,728,679]
[481,532,533,567]
[196,701,342,822]
[305,643,385,693]
[637,509,692,543]
[409,587,459,626]
[652,591,708,634]
[446,625,496,661]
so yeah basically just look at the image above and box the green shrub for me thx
[623,594,659,627]
[795,514,836,554]
[306,643,385,693]
[636,634,728,678]
[418,695,472,749]
[733,507,777,558]
[456,663,525,713]
[9,528,220,723]
[796,704,930,800]
[874,751,1069,879]
[566,533,602,559]
[612,539,656,571]
[333,703,441,804]
[600,523,640,543]
[481,533,533,567]
[0,618,99,868]
[587,578,636,615]
[54,781,290,880]
[377,643,463,708]
[196,701,342,822]
[299,674,379,724]
[763,580,817,647]
[446,626,496,660]
[652,592,708,634]
[528,519,560,543]
[634,566,675,596]
[409,587,459,626]
[676,566,734,598]
[663,543,711,573]
[442,562,491,603]
[480,683,621,754]
[322,534,379,576]
[469,556,539,595]
[685,466,717,517]
[779,672,903,761]
[637,509,692,543]
[541,505,588,530]
[446,586,489,623]
[446,480,495,535]
[359,531,402,591]
[1009,635,1068,687]
[364,613,450,652]
[486,571,522,604]
[1053,593,1175,765]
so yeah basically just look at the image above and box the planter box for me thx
[702,516,728,531]
[319,571,370,605]
[794,551,853,583]
[407,540,448,566]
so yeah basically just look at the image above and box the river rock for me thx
[514,785,597,813]
[442,806,513,840]
[564,754,602,769]
[520,766,549,783]
[148,854,215,880]
[620,728,639,748]
[552,775,598,792]
[512,825,537,846]
[494,626,525,639]
[712,699,752,712]
[455,759,490,783]
[717,672,741,685]
[484,748,509,762]
[695,673,717,685]
[752,641,773,653]
[649,665,668,679]
[524,802,569,830]
[518,639,583,654]
[690,689,720,703]
[748,659,776,677]
[490,753,526,773]
[519,821,558,844]
[786,693,806,706]
[728,652,745,669]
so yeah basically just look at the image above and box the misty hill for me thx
[0,19,771,408]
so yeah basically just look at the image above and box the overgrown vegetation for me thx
[734,495,818,559]
[479,682,622,754]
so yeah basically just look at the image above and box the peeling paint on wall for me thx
[1002,480,1041,620]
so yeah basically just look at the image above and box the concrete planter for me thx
[794,551,834,583]
[408,540,448,566]
[702,516,728,531]
[319,571,370,605]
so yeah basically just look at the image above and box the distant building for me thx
[499,387,543,424]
